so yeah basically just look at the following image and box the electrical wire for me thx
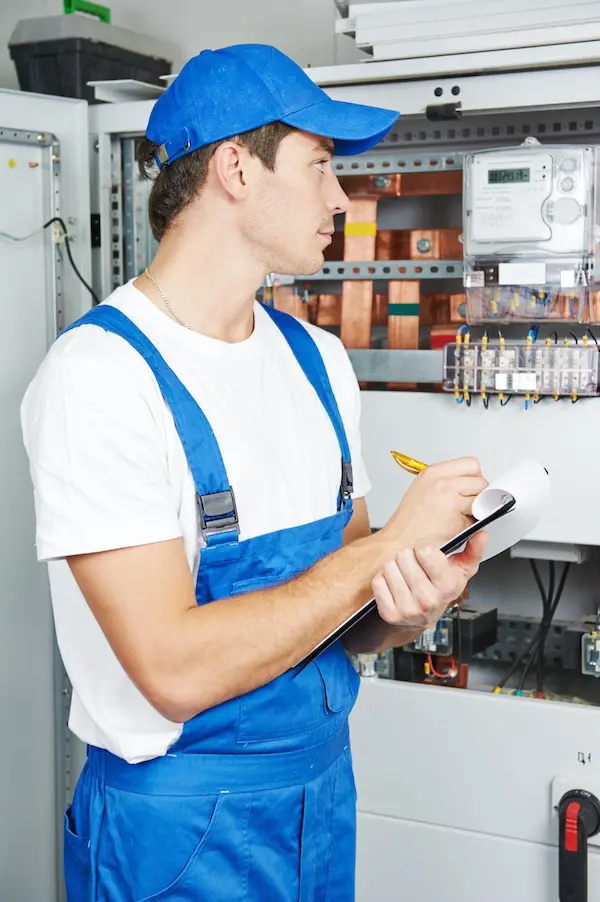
[44,218,100,306]
[0,226,45,242]
[494,561,570,696]
[536,561,570,695]
[516,561,555,695]
[0,216,99,306]
[426,653,459,682]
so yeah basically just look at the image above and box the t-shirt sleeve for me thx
[21,340,182,562]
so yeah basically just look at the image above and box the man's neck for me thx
[134,224,266,343]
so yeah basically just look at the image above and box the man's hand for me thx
[372,531,487,629]
[380,457,488,549]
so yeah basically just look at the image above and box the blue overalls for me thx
[61,303,361,902]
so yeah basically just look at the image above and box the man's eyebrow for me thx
[312,140,334,156]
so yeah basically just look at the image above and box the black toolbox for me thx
[9,14,175,102]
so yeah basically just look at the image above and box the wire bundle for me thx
[493,560,570,697]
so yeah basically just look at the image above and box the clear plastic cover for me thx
[443,341,600,397]
[462,144,600,324]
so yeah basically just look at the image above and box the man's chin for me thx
[285,255,324,277]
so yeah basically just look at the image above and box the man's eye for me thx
[314,159,328,172]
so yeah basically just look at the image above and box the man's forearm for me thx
[154,532,396,721]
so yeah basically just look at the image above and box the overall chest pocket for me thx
[236,641,360,745]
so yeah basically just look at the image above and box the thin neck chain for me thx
[144,268,191,330]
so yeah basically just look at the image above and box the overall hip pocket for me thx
[64,805,92,902]
[134,792,227,901]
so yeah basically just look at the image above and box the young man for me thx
[22,44,487,901]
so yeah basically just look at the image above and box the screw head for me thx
[374,175,390,189]
[417,238,431,253]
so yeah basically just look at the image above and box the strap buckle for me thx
[198,488,239,542]
[341,461,354,504]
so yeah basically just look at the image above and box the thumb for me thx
[450,530,488,574]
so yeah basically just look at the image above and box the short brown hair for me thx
[137,121,296,241]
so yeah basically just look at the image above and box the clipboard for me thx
[292,492,516,676]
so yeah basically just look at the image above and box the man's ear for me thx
[211,142,257,200]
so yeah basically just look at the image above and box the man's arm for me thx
[68,529,393,724]
[68,465,485,726]
[341,498,428,654]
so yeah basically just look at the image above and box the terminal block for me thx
[405,616,453,655]
[582,632,600,677]
[443,340,599,398]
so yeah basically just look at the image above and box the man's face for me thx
[242,129,349,276]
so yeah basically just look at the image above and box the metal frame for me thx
[347,348,442,382]
[1,121,67,902]
[311,259,462,281]
[0,128,64,338]
[309,42,600,90]
[121,136,157,283]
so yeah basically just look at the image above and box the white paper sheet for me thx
[470,458,551,561]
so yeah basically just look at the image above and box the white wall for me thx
[0,0,363,91]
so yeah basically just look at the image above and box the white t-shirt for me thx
[21,281,371,764]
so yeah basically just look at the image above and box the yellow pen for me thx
[390,450,427,475]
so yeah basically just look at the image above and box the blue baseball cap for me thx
[147,43,399,167]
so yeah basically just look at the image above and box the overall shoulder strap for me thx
[262,305,353,508]
[61,306,239,545]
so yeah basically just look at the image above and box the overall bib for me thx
[61,303,361,902]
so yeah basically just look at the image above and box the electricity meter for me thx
[462,142,600,324]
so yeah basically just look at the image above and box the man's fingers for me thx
[427,457,482,478]
[450,531,488,575]
[457,476,489,498]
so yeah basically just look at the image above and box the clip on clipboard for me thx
[292,493,516,677]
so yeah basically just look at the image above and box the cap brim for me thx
[281,97,399,156]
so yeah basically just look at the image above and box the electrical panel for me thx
[462,142,600,324]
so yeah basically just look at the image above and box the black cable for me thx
[516,561,554,694]
[536,562,570,695]
[496,561,569,695]
[587,327,599,346]
[495,624,545,693]
[500,394,512,407]
[568,331,579,344]
[43,217,100,306]
[515,561,569,696]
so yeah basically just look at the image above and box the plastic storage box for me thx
[9,14,175,102]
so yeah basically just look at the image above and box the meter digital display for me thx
[488,167,531,184]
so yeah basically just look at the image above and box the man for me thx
[21,44,487,901]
